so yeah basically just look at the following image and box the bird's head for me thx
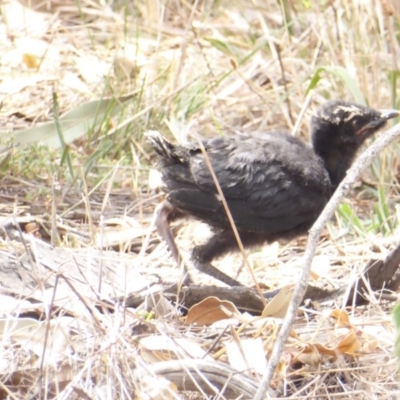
[311,100,399,187]
[311,100,399,151]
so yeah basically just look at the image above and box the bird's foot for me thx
[191,248,243,287]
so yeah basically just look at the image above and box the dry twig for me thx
[254,121,400,399]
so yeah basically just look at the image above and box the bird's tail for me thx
[145,130,187,163]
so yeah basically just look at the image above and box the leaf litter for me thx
[0,0,399,399]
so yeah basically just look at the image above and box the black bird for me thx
[147,100,399,286]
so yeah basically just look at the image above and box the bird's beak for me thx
[378,109,400,121]
[356,108,399,137]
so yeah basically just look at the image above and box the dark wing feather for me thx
[152,132,332,233]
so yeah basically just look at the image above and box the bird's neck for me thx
[316,149,356,189]
[312,127,359,189]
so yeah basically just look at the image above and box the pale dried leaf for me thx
[261,285,293,318]
[310,255,331,280]
[226,337,267,374]
[0,295,34,315]
[140,335,213,361]
[0,317,77,365]
[76,55,111,84]
[1,0,51,37]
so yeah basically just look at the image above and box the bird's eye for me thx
[351,118,362,128]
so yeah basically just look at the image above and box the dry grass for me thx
[1,0,400,398]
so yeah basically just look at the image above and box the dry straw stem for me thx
[195,135,267,303]
[254,121,400,399]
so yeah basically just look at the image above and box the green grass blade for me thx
[8,94,136,148]
[52,91,74,178]
[307,66,366,105]
[336,202,366,236]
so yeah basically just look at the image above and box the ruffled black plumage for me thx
[147,100,399,286]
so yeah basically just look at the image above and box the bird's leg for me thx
[191,230,244,287]
[154,200,192,285]
[154,200,180,262]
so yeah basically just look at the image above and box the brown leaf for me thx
[330,309,353,328]
[22,53,38,69]
[185,296,240,326]
[335,330,362,355]
[25,222,40,236]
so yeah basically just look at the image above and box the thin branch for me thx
[254,120,400,400]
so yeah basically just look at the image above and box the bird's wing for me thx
[167,135,332,233]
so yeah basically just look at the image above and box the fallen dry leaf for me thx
[139,335,213,362]
[331,309,352,328]
[261,285,294,318]
[185,296,241,326]
[334,329,362,355]
[22,53,38,69]
[226,337,267,374]
[291,343,323,366]
[1,0,51,37]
